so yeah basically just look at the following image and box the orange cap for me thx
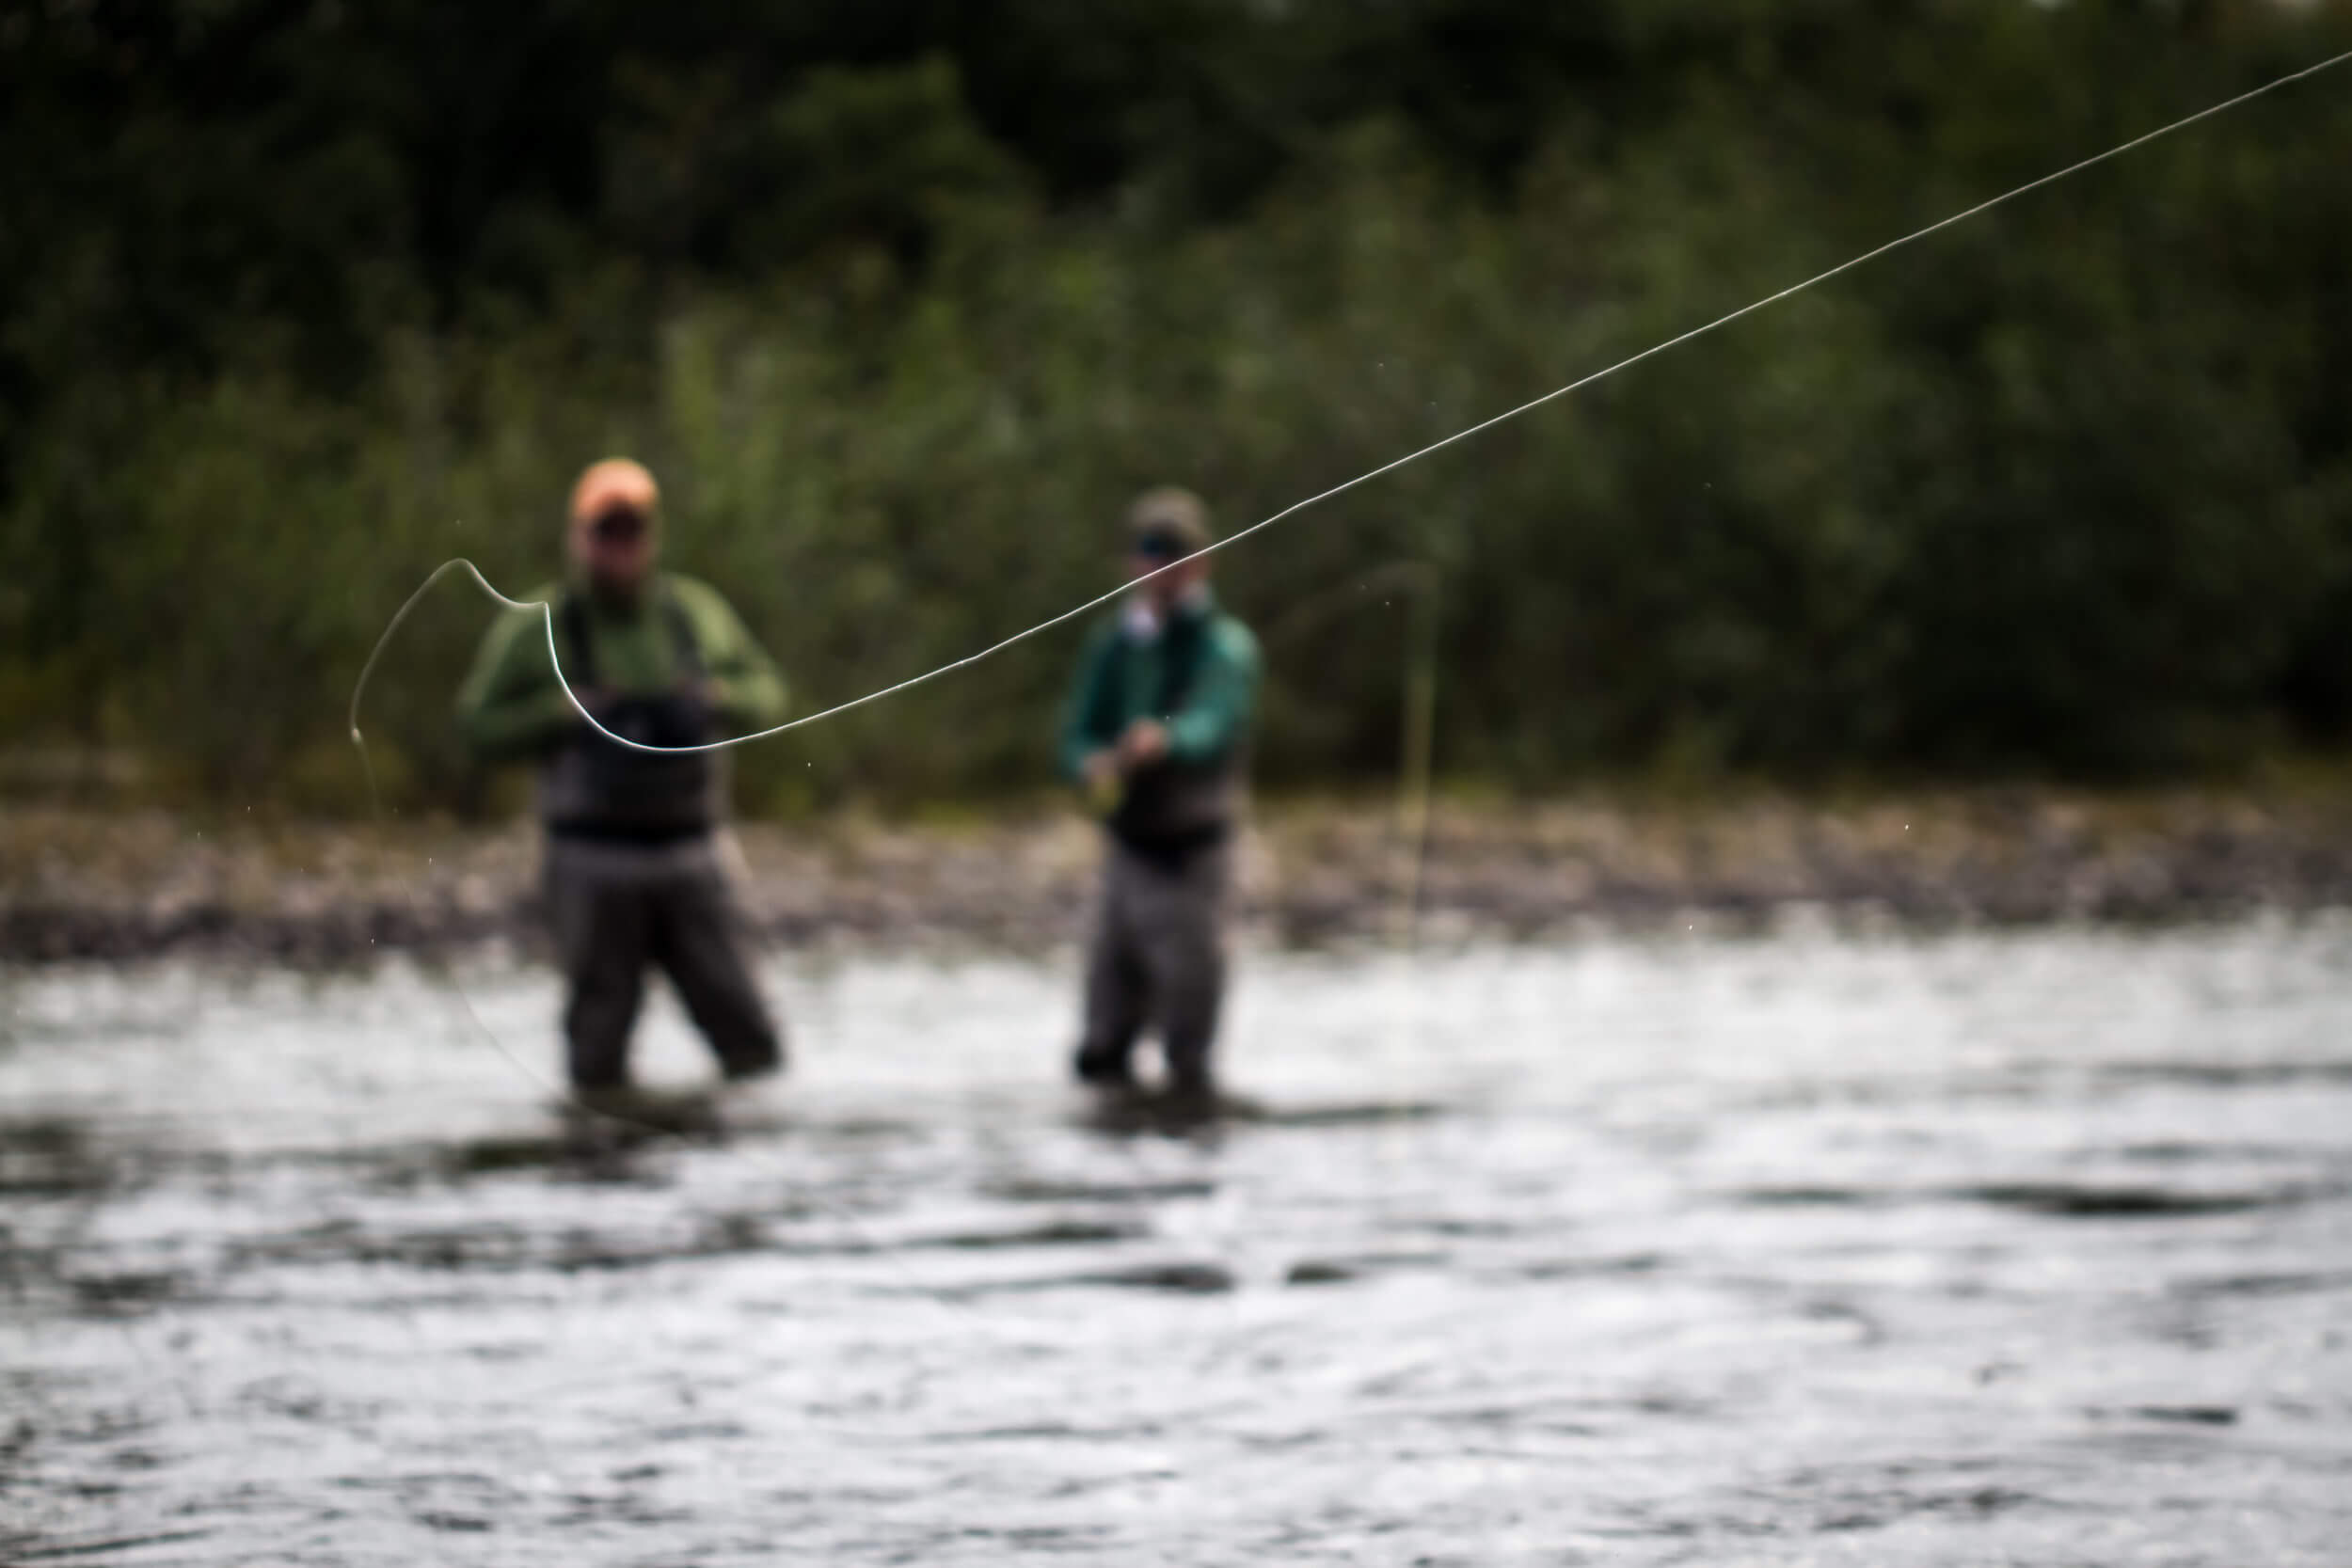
[569,457,660,526]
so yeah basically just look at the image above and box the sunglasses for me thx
[1131,530,1189,561]
[589,505,649,544]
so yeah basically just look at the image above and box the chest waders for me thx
[1106,612,1241,868]
[545,587,721,844]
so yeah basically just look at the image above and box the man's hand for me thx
[1118,719,1169,768]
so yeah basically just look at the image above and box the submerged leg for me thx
[1134,843,1232,1096]
[546,844,652,1091]
[1074,849,1148,1085]
[651,854,784,1082]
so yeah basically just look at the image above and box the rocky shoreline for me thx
[6,785,2352,965]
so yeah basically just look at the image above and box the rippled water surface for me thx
[5,919,2350,1564]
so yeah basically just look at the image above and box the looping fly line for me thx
[353,49,2352,761]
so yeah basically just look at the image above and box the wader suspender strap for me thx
[1153,613,1207,723]
[664,594,707,681]
[557,586,704,690]
[558,593,597,690]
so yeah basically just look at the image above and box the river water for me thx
[4,917,2349,1564]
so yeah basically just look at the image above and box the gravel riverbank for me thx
[6,785,2352,964]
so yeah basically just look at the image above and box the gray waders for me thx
[538,589,781,1090]
[544,834,782,1090]
[1075,836,1232,1093]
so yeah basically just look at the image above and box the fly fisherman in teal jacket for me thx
[1059,488,1261,1100]
[456,458,788,1098]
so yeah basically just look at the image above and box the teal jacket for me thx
[1059,590,1259,850]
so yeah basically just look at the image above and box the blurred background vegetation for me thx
[6,0,2352,816]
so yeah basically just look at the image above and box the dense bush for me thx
[5,2,2352,811]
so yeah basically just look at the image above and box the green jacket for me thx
[455,572,787,764]
[1059,590,1259,850]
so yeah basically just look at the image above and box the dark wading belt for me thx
[554,586,716,839]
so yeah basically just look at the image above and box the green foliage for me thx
[5,1,2352,809]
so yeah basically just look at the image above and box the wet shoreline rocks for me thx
[5,785,2352,965]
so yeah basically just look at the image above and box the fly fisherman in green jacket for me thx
[1060,488,1261,1101]
[456,458,788,1099]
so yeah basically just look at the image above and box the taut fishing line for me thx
[342,50,2350,1161]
